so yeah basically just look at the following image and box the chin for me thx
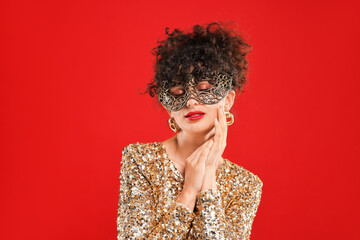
[184,121,214,134]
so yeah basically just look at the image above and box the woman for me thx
[117,22,263,239]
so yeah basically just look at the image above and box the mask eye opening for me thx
[196,80,214,91]
[169,85,186,96]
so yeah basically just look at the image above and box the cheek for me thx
[206,107,219,119]
[172,112,184,122]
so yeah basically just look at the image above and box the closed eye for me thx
[170,86,185,96]
[197,81,213,91]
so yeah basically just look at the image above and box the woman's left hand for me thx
[205,104,228,172]
[200,104,228,191]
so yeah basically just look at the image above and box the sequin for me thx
[117,142,263,239]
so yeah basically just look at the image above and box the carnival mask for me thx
[157,70,233,111]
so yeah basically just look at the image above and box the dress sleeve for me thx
[117,145,196,240]
[190,177,263,240]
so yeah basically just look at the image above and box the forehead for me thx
[170,78,212,88]
[165,70,217,88]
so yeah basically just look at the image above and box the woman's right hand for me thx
[182,139,214,196]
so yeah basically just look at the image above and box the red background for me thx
[1,0,359,239]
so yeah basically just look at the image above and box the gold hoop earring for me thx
[168,117,179,133]
[225,112,234,126]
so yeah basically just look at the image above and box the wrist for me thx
[180,188,197,199]
[204,167,217,178]
[201,170,217,191]
[176,190,196,211]
[201,181,217,190]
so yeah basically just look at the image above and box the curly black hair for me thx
[144,21,251,98]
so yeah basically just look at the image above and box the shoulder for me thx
[121,142,163,183]
[122,141,160,155]
[225,160,263,193]
[122,142,163,162]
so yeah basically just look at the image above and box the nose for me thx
[186,97,199,108]
[185,78,200,108]
[186,90,200,107]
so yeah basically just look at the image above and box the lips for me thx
[185,111,205,118]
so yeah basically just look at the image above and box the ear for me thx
[224,90,236,112]
[166,109,172,117]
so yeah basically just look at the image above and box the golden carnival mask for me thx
[157,70,233,112]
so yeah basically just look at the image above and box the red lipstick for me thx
[185,111,205,121]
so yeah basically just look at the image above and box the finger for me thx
[186,140,207,166]
[216,118,223,148]
[187,136,214,163]
[192,139,213,165]
[215,117,227,157]
[214,118,222,149]
[217,106,226,146]
[206,141,219,168]
[218,105,228,149]
[206,119,220,165]
[187,145,200,159]
[222,106,228,148]
[197,139,214,165]
[219,105,227,132]
[205,126,216,140]
[188,138,211,158]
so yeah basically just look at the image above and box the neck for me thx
[173,129,215,161]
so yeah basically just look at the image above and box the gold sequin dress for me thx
[117,142,263,239]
